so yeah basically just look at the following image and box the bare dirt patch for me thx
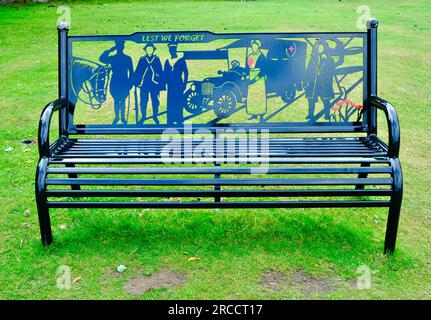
[124,268,187,296]
[261,270,287,291]
[290,270,337,296]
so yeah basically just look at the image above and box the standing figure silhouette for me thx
[99,40,133,125]
[305,41,339,121]
[163,43,188,125]
[134,43,163,125]
[246,39,268,123]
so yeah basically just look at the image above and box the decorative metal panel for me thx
[68,32,366,128]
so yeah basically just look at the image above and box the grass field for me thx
[0,0,430,300]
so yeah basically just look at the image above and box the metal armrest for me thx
[366,96,400,158]
[38,98,68,157]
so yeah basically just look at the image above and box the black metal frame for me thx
[35,19,403,254]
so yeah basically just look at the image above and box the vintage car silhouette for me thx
[183,39,308,118]
[184,58,249,118]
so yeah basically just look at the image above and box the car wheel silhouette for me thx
[185,88,203,114]
[213,91,236,118]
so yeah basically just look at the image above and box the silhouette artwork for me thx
[133,43,163,125]
[69,32,365,127]
[304,40,342,121]
[246,39,268,123]
[70,57,111,109]
[164,43,188,125]
[99,40,133,125]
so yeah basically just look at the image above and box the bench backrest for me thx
[58,25,378,135]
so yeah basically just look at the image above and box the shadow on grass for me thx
[36,207,380,266]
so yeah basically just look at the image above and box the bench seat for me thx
[51,137,387,160]
[43,136,393,210]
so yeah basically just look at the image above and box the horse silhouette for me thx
[70,57,111,111]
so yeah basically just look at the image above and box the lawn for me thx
[0,0,430,300]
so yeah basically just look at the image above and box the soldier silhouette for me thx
[133,43,163,125]
[164,42,188,125]
[99,40,133,125]
[305,41,340,121]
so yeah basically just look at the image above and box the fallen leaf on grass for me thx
[59,224,67,230]
[188,257,201,262]
[73,277,82,283]
[24,208,30,217]
[23,149,31,153]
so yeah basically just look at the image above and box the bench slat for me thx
[47,200,391,209]
[46,178,392,186]
[46,189,393,198]
[47,166,391,175]
[49,157,390,164]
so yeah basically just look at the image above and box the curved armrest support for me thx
[38,98,68,157]
[366,96,400,158]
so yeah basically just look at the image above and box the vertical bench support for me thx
[367,18,378,134]
[58,21,69,137]
[384,158,403,254]
[357,18,379,189]
[58,22,80,190]
[36,157,52,245]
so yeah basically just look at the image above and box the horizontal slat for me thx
[62,146,380,153]
[49,157,390,164]
[47,200,391,208]
[67,138,371,145]
[47,167,391,175]
[67,142,375,148]
[69,137,370,143]
[46,178,392,186]
[54,153,386,159]
[69,125,367,135]
[46,189,393,198]
[65,139,377,147]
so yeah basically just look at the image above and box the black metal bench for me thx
[36,18,403,253]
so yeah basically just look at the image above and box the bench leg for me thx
[36,158,53,246]
[384,158,403,254]
[355,163,370,190]
[66,163,81,190]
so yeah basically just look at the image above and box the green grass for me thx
[0,0,430,299]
